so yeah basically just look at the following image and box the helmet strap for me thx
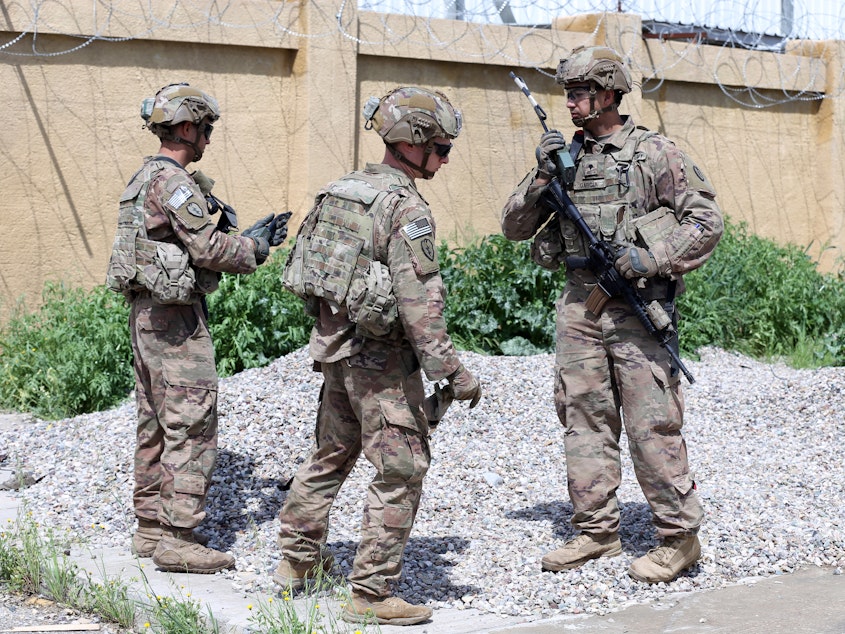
[573,83,617,127]
[388,142,437,180]
[170,122,204,162]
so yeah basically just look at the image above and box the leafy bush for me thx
[1,221,844,419]
[439,235,565,355]
[206,249,314,376]
[0,283,133,420]
[677,217,845,365]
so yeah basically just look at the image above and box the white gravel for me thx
[1,346,843,618]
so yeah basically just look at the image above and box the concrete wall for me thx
[1,2,842,323]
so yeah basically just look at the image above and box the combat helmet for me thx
[362,86,461,179]
[556,46,632,94]
[140,83,220,161]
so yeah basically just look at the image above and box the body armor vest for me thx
[283,170,406,336]
[106,159,215,303]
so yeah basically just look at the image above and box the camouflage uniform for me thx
[278,162,463,598]
[501,115,723,538]
[126,157,260,530]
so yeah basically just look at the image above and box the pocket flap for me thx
[162,357,218,392]
[379,399,423,434]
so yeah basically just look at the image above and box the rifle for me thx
[510,72,695,384]
[191,170,239,233]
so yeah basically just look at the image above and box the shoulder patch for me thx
[186,201,204,218]
[400,216,438,275]
[167,185,194,209]
[163,177,210,230]
[684,155,716,196]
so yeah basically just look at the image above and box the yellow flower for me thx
[284,596,291,602]
[315,603,320,610]
[247,603,253,610]
[144,623,150,629]
[268,597,273,603]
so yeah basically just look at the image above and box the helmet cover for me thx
[364,86,462,145]
[556,46,632,94]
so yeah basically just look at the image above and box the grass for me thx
[0,506,381,633]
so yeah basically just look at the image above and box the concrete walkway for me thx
[1,463,843,633]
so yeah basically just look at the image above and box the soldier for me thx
[501,47,723,583]
[276,87,482,625]
[106,82,289,573]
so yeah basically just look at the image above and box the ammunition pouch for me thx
[346,260,399,337]
[141,242,197,305]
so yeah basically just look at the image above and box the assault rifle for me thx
[510,72,695,384]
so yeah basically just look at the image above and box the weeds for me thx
[1,220,844,419]
[247,578,379,634]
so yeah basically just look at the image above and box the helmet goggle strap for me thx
[389,140,438,180]
[170,120,207,162]
[572,82,617,127]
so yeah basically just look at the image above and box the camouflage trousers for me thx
[129,295,219,530]
[553,283,703,538]
[277,338,431,598]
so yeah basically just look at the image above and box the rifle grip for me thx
[585,285,611,316]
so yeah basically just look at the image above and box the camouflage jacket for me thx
[501,116,723,291]
[135,155,260,277]
[309,163,462,382]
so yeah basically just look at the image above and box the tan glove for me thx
[448,364,482,409]
[422,383,454,431]
[615,246,658,279]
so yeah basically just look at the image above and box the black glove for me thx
[269,211,293,247]
[535,129,567,179]
[241,213,274,264]
[448,364,482,409]
[615,246,659,279]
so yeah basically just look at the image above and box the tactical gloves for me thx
[448,364,482,409]
[269,211,293,247]
[615,246,659,279]
[242,212,293,264]
[535,129,567,179]
[242,213,275,264]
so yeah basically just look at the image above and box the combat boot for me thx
[131,518,210,558]
[152,527,234,574]
[628,534,701,583]
[541,532,622,572]
[272,552,335,591]
[342,591,432,626]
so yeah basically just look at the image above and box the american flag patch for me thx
[402,217,432,240]
[167,185,193,209]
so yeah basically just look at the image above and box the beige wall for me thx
[1,2,843,323]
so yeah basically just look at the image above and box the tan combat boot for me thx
[628,534,701,583]
[152,527,234,574]
[131,518,210,558]
[541,532,622,572]
[341,591,432,626]
[272,552,335,591]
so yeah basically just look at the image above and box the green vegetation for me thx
[0,507,376,633]
[0,219,843,420]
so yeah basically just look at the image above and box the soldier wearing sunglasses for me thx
[106,82,289,574]
[276,86,482,626]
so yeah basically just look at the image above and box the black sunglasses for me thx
[200,122,214,141]
[432,142,452,158]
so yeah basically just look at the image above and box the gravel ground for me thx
[0,346,843,621]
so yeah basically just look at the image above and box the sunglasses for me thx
[199,122,214,141]
[566,87,592,102]
[432,142,453,158]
